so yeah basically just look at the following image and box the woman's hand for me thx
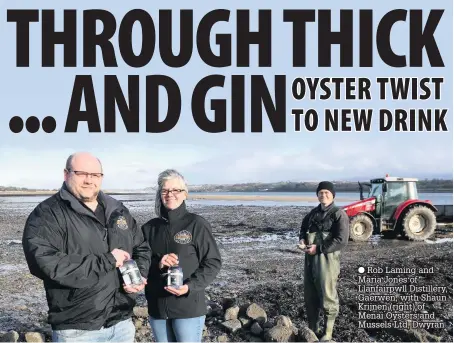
[159,253,179,269]
[165,284,189,296]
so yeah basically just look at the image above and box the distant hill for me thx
[0,186,57,192]
[1,178,452,194]
[188,179,453,193]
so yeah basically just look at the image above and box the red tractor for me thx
[343,176,446,241]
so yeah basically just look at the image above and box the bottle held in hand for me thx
[119,259,142,286]
[167,263,183,289]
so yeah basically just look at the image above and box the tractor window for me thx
[386,182,407,202]
[383,182,409,218]
[369,183,382,198]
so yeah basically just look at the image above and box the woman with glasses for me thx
[141,169,222,342]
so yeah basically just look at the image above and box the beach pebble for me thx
[246,304,267,324]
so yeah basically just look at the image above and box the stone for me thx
[246,303,267,324]
[221,319,242,333]
[133,306,148,318]
[217,335,229,342]
[250,322,263,336]
[264,326,297,342]
[239,317,252,328]
[25,332,45,342]
[224,306,240,321]
[275,315,292,328]
[0,331,20,342]
[299,327,319,342]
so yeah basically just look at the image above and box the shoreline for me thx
[0,190,450,197]
[0,191,356,202]
[187,194,357,202]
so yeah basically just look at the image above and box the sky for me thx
[0,0,452,189]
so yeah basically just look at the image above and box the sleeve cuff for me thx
[106,252,118,268]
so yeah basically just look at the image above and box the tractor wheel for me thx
[349,214,374,241]
[402,206,437,241]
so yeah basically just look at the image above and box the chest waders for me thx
[304,208,340,341]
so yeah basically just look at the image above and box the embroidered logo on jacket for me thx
[174,230,192,244]
[115,216,129,230]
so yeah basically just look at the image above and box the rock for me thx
[134,319,143,329]
[275,315,292,328]
[210,308,224,317]
[250,322,263,336]
[246,303,267,324]
[239,317,252,328]
[135,327,151,342]
[264,326,297,342]
[217,335,229,342]
[263,321,274,329]
[222,298,238,310]
[245,333,264,342]
[404,328,441,342]
[25,332,45,342]
[133,306,148,318]
[299,327,319,342]
[224,306,240,321]
[221,319,242,333]
[0,331,19,342]
[208,300,222,309]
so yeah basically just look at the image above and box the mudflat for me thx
[0,199,452,342]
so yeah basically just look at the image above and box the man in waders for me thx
[298,181,349,342]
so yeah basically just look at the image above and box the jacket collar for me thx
[162,201,188,223]
[320,202,335,212]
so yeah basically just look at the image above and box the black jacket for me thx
[22,183,151,330]
[142,202,221,319]
[299,203,349,254]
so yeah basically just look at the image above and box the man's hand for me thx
[111,248,131,267]
[305,244,317,255]
[124,277,147,294]
[165,284,189,296]
[159,253,179,269]
[297,239,306,250]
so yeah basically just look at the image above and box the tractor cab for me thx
[371,177,419,219]
[344,175,437,241]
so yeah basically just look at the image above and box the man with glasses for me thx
[22,152,151,342]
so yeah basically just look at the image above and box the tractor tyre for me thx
[349,214,374,241]
[402,206,437,241]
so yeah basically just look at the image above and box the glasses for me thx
[161,189,185,195]
[67,169,104,179]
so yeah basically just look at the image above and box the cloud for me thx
[0,140,451,189]
[183,141,452,184]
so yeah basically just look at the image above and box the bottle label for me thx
[167,269,183,288]
[119,262,142,285]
